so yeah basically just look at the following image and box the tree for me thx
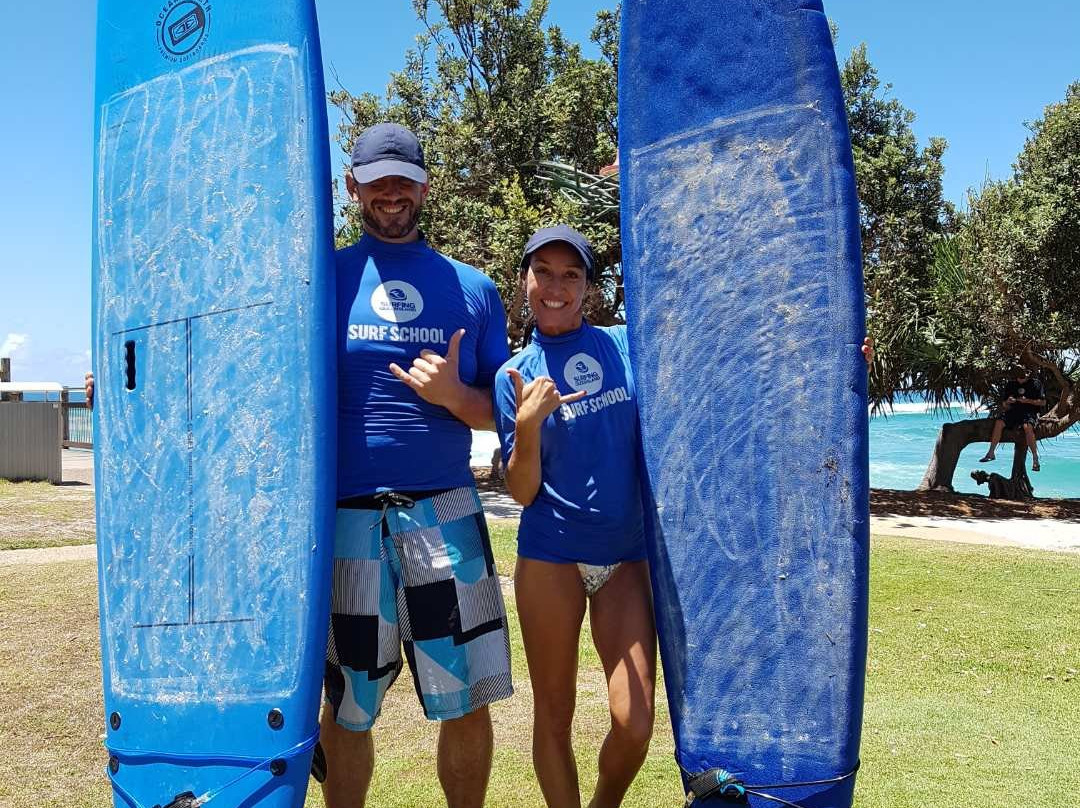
[328,0,621,349]
[913,84,1080,496]
[834,47,1080,499]
[838,43,953,407]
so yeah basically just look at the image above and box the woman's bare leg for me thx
[516,557,588,808]
[586,561,657,808]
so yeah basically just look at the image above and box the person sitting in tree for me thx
[979,365,1046,472]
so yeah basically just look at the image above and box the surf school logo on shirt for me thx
[371,281,424,323]
[564,353,603,396]
[156,0,210,63]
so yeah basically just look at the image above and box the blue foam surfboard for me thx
[619,2,869,806]
[92,2,335,805]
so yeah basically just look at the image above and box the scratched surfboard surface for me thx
[92,1,334,805]
[619,2,869,806]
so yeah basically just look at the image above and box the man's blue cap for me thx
[521,225,596,281]
[351,123,428,185]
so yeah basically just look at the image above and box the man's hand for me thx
[862,337,874,367]
[389,328,468,411]
[507,368,586,431]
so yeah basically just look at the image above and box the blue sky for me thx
[1,1,1077,384]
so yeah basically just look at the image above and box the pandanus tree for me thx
[873,84,1080,498]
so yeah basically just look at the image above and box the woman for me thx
[493,225,655,808]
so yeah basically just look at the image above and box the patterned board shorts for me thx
[324,486,513,730]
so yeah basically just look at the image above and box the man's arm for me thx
[1017,393,1047,408]
[1021,378,1047,409]
[443,383,497,431]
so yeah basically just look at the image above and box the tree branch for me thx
[1023,347,1071,397]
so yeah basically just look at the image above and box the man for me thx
[321,122,513,808]
[979,366,1046,471]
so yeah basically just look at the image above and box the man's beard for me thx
[362,203,422,240]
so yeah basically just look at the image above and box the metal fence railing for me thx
[64,403,93,448]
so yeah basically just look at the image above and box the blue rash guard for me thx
[337,235,509,497]
[493,322,645,565]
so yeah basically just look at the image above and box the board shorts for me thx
[324,486,513,730]
[998,409,1038,430]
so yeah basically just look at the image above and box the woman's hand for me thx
[503,369,586,507]
[507,368,586,431]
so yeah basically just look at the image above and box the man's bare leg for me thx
[1024,424,1041,470]
[320,708,374,808]
[980,419,1005,462]
[437,706,494,808]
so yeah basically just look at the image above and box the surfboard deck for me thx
[619,2,869,806]
[92,2,335,806]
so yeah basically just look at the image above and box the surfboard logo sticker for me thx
[371,281,424,323]
[564,353,603,395]
[156,0,210,63]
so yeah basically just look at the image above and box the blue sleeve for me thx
[492,361,519,467]
[472,281,510,389]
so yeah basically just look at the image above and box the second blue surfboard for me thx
[620,2,870,806]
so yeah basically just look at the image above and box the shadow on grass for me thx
[871,488,1080,522]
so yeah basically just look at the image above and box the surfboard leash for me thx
[680,760,860,807]
[104,733,319,808]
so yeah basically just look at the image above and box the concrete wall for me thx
[0,403,63,483]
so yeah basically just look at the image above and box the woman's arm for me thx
[503,368,586,507]
[505,414,543,506]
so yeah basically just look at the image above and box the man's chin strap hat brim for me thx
[351,123,429,185]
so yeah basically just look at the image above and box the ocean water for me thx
[868,404,1079,498]
[16,391,86,403]
[16,391,1074,497]
[470,404,1080,498]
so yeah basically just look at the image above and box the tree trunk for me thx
[1006,442,1035,499]
[918,418,992,492]
[918,401,1077,497]
[916,355,1078,499]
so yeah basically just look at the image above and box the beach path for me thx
[1,452,1078,567]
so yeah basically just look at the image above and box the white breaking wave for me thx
[872,401,982,417]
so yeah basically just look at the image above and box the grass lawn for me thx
[1,531,1076,807]
[0,480,95,551]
